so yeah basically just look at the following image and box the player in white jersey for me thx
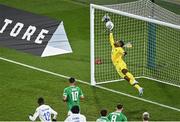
[64,105,86,122]
[29,97,58,122]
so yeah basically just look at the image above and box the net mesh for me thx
[105,0,180,25]
[92,0,180,85]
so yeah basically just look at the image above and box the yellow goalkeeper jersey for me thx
[109,32,125,63]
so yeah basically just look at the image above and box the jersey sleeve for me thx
[63,88,68,97]
[122,114,127,122]
[79,88,84,97]
[82,115,87,122]
[29,108,39,121]
[109,32,115,49]
[107,113,111,120]
[64,116,70,122]
[96,118,100,122]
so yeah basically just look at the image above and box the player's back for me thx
[36,104,55,122]
[65,113,86,122]
[108,112,127,122]
[64,86,83,110]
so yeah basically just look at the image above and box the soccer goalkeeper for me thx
[102,15,143,96]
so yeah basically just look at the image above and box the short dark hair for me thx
[100,109,108,116]
[117,104,123,109]
[69,77,75,83]
[38,97,44,105]
[114,40,124,47]
[119,40,125,47]
[71,105,80,114]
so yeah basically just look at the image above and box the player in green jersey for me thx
[63,77,84,115]
[96,109,110,122]
[108,104,127,122]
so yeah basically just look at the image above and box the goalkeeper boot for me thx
[138,87,144,96]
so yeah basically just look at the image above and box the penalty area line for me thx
[0,56,180,112]
[96,85,180,112]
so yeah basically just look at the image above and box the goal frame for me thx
[90,4,180,87]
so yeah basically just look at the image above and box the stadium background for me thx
[0,0,179,121]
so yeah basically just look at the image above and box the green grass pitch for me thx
[0,0,180,121]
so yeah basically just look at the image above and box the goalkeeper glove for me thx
[102,15,111,23]
[124,42,132,48]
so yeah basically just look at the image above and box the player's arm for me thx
[82,115,87,122]
[63,88,68,102]
[122,114,128,122]
[79,88,84,100]
[64,116,70,122]
[109,32,115,49]
[107,114,111,120]
[50,107,58,121]
[80,95,84,100]
[121,47,127,56]
[63,96,67,102]
[102,15,115,49]
[29,109,39,121]
[124,51,127,56]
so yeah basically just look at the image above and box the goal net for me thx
[90,0,180,86]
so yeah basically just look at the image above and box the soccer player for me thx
[142,112,150,122]
[96,109,110,122]
[63,77,84,115]
[103,15,143,96]
[64,105,86,122]
[108,104,127,122]
[29,97,58,122]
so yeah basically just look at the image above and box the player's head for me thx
[37,97,44,105]
[114,40,124,47]
[71,105,80,114]
[69,77,76,84]
[100,109,108,116]
[116,104,123,111]
[142,112,150,121]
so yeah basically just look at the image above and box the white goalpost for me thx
[90,0,180,87]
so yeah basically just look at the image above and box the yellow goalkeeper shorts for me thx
[114,60,127,78]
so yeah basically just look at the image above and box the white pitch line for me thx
[96,85,180,112]
[0,56,180,112]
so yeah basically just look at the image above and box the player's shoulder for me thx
[75,86,81,90]
[114,47,122,51]
[107,112,113,117]
[110,111,119,116]
[71,86,81,90]
[64,86,71,91]
[36,104,45,111]
[120,112,126,117]
[80,114,86,120]
[38,104,51,109]
[109,112,114,115]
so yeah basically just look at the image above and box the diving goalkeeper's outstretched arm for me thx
[109,32,115,49]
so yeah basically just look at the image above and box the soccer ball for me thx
[106,21,114,30]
